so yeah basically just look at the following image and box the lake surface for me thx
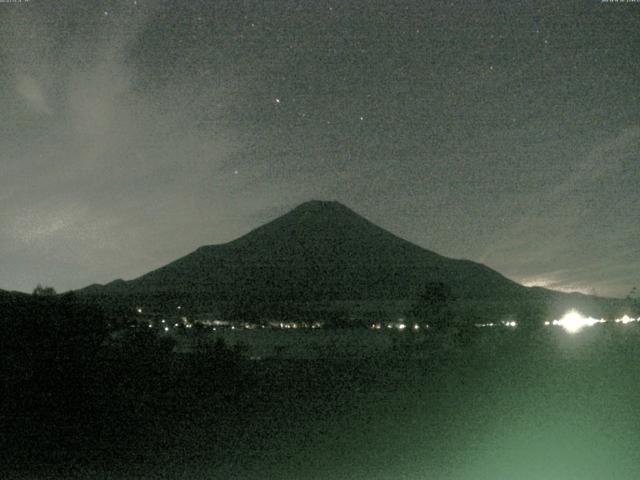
[175,326,640,479]
[9,325,640,480]
[175,328,429,359]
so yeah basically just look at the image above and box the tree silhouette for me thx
[33,284,57,296]
[408,281,455,330]
[627,286,639,313]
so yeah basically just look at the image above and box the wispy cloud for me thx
[15,73,51,115]
[0,3,246,291]
[479,125,640,296]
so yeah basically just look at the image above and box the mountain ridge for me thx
[77,200,623,322]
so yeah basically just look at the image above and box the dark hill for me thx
[0,289,29,303]
[77,201,624,322]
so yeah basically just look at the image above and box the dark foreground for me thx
[3,320,640,480]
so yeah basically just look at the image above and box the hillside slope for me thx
[78,201,624,321]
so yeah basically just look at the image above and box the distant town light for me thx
[164,326,169,332]
[616,315,637,325]
[136,307,143,314]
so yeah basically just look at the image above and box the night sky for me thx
[1,0,638,296]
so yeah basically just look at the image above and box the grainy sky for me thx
[0,0,638,296]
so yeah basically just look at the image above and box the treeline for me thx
[0,292,252,472]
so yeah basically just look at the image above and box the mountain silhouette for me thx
[78,200,621,322]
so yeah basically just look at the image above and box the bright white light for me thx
[553,310,602,334]
[397,323,406,330]
[164,327,169,332]
[413,324,420,330]
[136,307,143,314]
[615,315,637,324]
